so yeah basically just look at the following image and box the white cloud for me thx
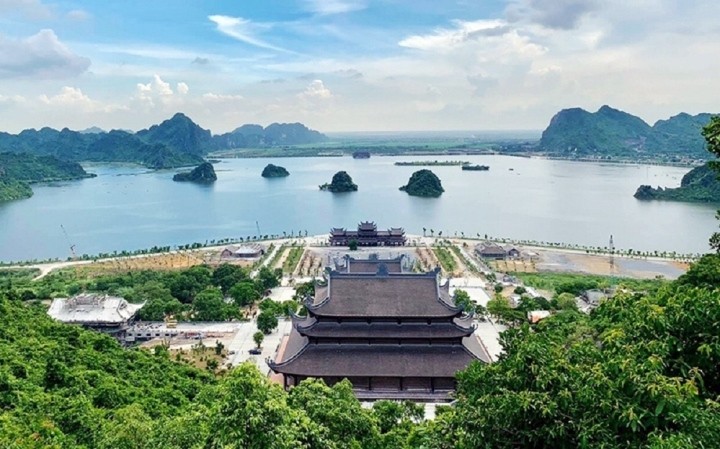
[66,9,90,21]
[134,74,179,107]
[0,0,52,20]
[201,92,244,103]
[208,15,291,53]
[299,79,333,100]
[506,0,599,30]
[177,82,189,95]
[399,19,511,51]
[0,29,90,79]
[39,86,93,107]
[303,0,366,15]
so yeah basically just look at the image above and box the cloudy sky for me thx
[0,0,718,134]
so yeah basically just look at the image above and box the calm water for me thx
[0,155,716,262]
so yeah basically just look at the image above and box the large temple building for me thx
[269,256,489,400]
[48,293,144,341]
[329,221,406,246]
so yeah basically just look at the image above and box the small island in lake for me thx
[261,164,289,178]
[399,169,444,197]
[634,163,720,203]
[395,160,469,167]
[352,151,370,159]
[462,164,490,171]
[319,171,358,192]
[173,162,217,183]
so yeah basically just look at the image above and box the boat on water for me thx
[461,164,490,171]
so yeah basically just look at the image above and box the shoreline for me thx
[0,235,700,278]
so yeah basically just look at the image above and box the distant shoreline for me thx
[210,149,702,169]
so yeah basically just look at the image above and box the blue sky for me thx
[0,0,718,133]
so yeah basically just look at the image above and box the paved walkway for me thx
[227,319,292,374]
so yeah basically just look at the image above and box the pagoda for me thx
[329,221,406,246]
[268,257,489,400]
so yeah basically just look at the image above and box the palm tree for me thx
[423,227,427,237]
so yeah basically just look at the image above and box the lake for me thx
[0,155,716,263]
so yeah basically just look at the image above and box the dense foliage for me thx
[540,105,713,160]
[399,169,444,197]
[0,152,94,201]
[3,254,720,447]
[635,163,720,203]
[0,264,283,322]
[516,272,668,295]
[261,163,290,178]
[319,170,358,192]
[0,179,32,202]
[172,162,217,183]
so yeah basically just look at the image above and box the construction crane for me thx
[60,224,78,260]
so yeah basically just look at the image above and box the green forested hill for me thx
[634,163,720,203]
[2,252,720,447]
[540,106,715,159]
[0,115,327,169]
[0,152,94,202]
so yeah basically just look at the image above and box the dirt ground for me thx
[533,250,689,279]
[70,251,254,276]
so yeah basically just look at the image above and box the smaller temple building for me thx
[329,221,406,246]
[48,293,144,341]
[269,256,489,400]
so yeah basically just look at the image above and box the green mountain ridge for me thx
[539,105,715,159]
[0,114,327,169]
[0,152,95,202]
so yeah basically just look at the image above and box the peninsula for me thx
[0,152,95,202]
[634,163,720,203]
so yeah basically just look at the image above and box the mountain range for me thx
[0,114,328,169]
[539,105,715,160]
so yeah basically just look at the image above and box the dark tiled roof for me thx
[297,318,474,339]
[358,221,377,231]
[271,341,484,377]
[346,259,403,274]
[312,273,459,318]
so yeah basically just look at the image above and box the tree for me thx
[253,331,265,348]
[256,265,281,291]
[348,239,358,251]
[229,281,260,307]
[257,310,278,334]
[192,287,228,321]
[212,263,248,294]
[702,116,720,251]
[554,292,579,311]
[453,289,474,313]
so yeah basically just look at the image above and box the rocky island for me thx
[261,164,289,178]
[173,162,217,183]
[634,163,720,203]
[319,171,358,192]
[399,169,444,197]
